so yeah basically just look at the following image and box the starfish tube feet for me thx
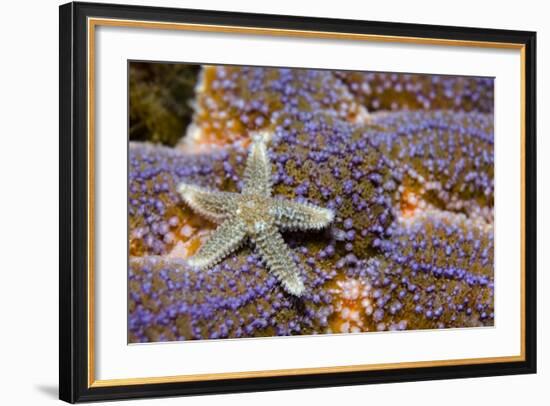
[178,183,239,223]
[270,199,335,231]
[242,134,272,196]
[252,224,305,297]
[186,217,247,269]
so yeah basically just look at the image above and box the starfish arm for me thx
[186,217,247,269]
[251,225,305,296]
[242,135,271,196]
[178,183,240,223]
[269,199,335,231]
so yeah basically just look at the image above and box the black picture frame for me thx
[59,1,537,403]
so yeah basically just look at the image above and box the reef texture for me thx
[128,65,494,343]
[185,66,493,147]
[335,71,494,114]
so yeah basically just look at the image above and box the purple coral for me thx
[129,254,335,342]
[335,71,494,113]
[128,64,494,342]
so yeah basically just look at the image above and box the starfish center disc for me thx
[237,195,272,234]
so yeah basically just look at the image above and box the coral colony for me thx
[128,65,494,342]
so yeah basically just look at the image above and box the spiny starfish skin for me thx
[178,135,334,296]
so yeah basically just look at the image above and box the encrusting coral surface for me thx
[128,65,494,342]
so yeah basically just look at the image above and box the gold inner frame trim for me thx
[90,355,524,388]
[87,17,527,388]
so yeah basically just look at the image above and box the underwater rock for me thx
[129,63,200,146]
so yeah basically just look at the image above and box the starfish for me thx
[177,134,334,296]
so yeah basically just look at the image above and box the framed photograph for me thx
[59,1,536,403]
